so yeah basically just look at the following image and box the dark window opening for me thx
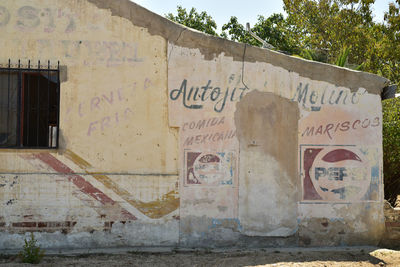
[0,60,60,149]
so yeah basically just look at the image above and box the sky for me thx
[131,0,394,32]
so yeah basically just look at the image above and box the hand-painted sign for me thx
[301,145,379,202]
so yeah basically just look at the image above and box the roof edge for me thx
[87,0,390,95]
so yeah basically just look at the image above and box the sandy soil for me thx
[1,248,400,266]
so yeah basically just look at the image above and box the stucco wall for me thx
[0,0,390,249]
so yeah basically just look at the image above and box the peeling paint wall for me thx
[0,0,389,249]
[0,0,179,249]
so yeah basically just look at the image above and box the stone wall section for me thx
[381,200,400,247]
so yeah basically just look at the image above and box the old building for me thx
[0,0,391,249]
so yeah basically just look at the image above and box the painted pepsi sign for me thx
[300,145,380,202]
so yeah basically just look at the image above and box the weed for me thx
[18,233,45,264]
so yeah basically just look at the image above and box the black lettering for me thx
[230,87,237,101]
[341,91,349,104]
[170,80,203,109]
[329,90,336,105]
[214,88,229,112]
[334,91,343,104]
[315,167,326,180]
[321,89,326,104]
[351,92,360,104]
[328,167,340,180]
[210,87,221,101]
[309,90,318,104]
[239,87,248,99]
[187,86,195,101]
[170,80,184,100]
[201,80,212,101]
[292,83,308,107]
[193,87,201,101]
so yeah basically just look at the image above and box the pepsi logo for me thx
[309,147,371,201]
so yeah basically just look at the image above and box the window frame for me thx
[0,60,60,149]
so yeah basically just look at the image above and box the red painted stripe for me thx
[33,153,136,220]
[322,149,361,163]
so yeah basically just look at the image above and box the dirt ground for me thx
[1,248,400,267]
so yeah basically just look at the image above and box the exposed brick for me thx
[38,222,47,228]
[12,222,36,228]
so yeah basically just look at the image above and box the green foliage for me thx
[335,46,350,67]
[165,1,399,88]
[282,0,400,88]
[18,233,45,264]
[221,14,299,54]
[382,97,400,206]
[221,16,254,44]
[165,6,218,36]
[283,0,375,64]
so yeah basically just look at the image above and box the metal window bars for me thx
[0,59,60,149]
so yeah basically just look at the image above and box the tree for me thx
[166,6,218,36]
[221,14,299,54]
[166,2,399,88]
[382,97,400,206]
[379,0,400,88]
[283,0,376,65]
[221,16,254,44]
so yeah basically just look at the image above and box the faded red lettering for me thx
[315,125,323,135]
[144,78,151,90]
[324,123,334,139]
[182,123,188,131]
[195,135,202,144]
[91,97,100,111]
[117,88,124,101]
[101,116,111,131]
[183,136,194,146]
[371,117,380,127]
[340,121,350,131]
[102,92,114,105]
[124,108,133,118]
[87,121,98,136]
[302,126,314,137]
[352,120,361,129]
[361,118,370,128]
[78,102,85,117]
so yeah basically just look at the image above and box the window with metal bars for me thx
[0,60,60,148]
